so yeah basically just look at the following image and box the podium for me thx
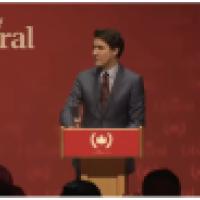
[61,128,143,196]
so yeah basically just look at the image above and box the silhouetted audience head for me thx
[142,169,181,196]
[0,164,13,185]
[61,180,101,196]
[0,164,25,195]
[0,182,25,195]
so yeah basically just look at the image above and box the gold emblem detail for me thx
[90,132,113,149]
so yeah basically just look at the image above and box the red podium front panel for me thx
[62,128,142,158]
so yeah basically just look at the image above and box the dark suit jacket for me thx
[60,65,145,128]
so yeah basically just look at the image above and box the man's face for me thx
[92,38,118,67]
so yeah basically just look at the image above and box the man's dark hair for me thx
[94,29,125,58]
[61,180,101,196]
[142,169,181,196]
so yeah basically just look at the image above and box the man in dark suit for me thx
[60,29,145,176]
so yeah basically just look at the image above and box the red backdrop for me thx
[0,3,199,195]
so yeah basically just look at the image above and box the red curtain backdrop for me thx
[0,3,199,195]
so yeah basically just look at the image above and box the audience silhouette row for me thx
[0,164,181,196]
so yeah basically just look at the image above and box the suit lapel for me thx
[93,67,103,116]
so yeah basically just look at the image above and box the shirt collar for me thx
[101,64,119,78]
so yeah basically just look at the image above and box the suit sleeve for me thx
[59,76,83,127]
[127,76,145,128]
